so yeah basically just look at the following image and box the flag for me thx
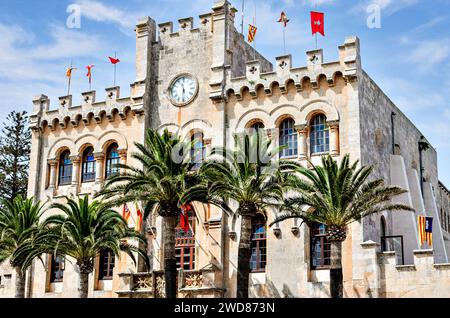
[248,24,257,43]
[109,56,121,64]
[311,11,325,36]
[66,67,76,78]
[180,204,192,233]
[135,203,143,232]
[86,65,94,84]
[122,203,131,224]
[418,215,433,246]
[277,11,290,27]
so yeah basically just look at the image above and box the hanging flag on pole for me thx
[66,63,77,96]
[418,215,433,246]
[248,24,257,43]
[311,11,325,36]
[180,204,192,233]
[108,53,120,87]
[277,11,290,54]
[135,202,143,232]
[86,64,94,90]
[122,203,131,224]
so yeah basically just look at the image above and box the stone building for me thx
[1,0,450,298]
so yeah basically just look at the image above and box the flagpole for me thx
[253,2,256,60]
[315,0,318,50]
[114,51,117,87]
[283,25,286,54]
[241,0,245,35]
[67,60,72,96]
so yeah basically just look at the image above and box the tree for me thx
[0,196,46,298]
[198,133,287,298]
[98,129,204,299]
[0,111,31,201]
[272,154,414,298]
[20,195,149,298]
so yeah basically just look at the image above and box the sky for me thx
[0,0,449,185]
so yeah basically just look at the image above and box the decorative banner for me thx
[66,67,76,78]
[122,203,131,224]
[135,203,143,232]
[418,215,433,246]
[86,64,94,84]
[248,24,257,43]
[108,56,121,65]
[180,204,192,233]
[311,11,325,36]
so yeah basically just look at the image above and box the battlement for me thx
[211,36,361,101]
[158,14,214,38]
[29,86,139,131]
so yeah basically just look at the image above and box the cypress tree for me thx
[0,111,31,201]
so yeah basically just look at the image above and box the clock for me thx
[169,74,198,106]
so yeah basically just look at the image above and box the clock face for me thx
[169,75,198,106]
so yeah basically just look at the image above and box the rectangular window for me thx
[98,250,115,280]
[310,223,331,269]
[50,255,65,283]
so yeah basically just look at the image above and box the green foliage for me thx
[271,154,415,228]
[18,195,149,272]
[0,111,31,201]
[0,196,45,270]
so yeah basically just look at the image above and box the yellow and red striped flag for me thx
[248,24,257,43]
[135,203,143,232]
[418,215,433,246]
[66,67,76,78]
[122,203,131,224]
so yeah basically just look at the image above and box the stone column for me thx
[48,159,58,193]
[296,124,308,160]
[94,152,105,184]
[70,155,81,187]
[328,121,340,156]
[118,149,128,174]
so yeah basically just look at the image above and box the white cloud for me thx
[406,39,450,72]
[352,0,420,15]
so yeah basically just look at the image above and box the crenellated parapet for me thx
[158,12,214,40]
[29,87,138,131]
[211,36,361,101]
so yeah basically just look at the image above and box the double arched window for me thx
[81,146,96,183]
[105,143,120,179]
[279,118,297,158]
[58,150,73,186]
[310,114,330,154]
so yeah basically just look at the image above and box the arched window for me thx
[279,118,297,158]
[250,214,267,272]
[191,132,206,169]
[251,121,265,131]
[175,205,196,270]
[310,114,330,154]
[58,150,72,186]
[380,216,387,252]
[310,222,330,269]
[81,146,96,183]
[105,143,120,179]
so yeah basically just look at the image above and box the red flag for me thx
[277,11,290,27]
[135,203,143,232]
[86,64,94,84]
[180,205,192,233]
[311,11,325,36]
[122,203,131,224]
[109,56,121,64]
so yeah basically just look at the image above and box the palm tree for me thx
[272,154,414,298]
[0,196,46,298]
[98,129,204,299]
[198,133,287,298]
[20,195,149,298]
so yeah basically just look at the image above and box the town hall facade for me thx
[1,0,450,298]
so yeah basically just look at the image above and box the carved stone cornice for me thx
[94,152,106,160]
[295,124,308,133]
[48,159,59,167]
[70,155,81,163]
[327,120,340,128]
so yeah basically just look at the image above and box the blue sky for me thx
[0,0,449,185]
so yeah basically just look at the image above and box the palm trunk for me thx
[78,271,90,298]
[163,215,178,298]
[329,241,343,298]
[237,214,253,298]
[14,267,26,298]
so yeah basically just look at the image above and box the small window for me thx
[50,255,65,283]
[98,250,115,280]
[81,146,96,183]
[310,115,330,154]
[380,216,387,252]
[191,132,206,169]
[279,118,297,158]
[310,223,331,269]
[250,214,267,272]
[105,143,120,179]
[175,207,196,270]
[58,151,72,186]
